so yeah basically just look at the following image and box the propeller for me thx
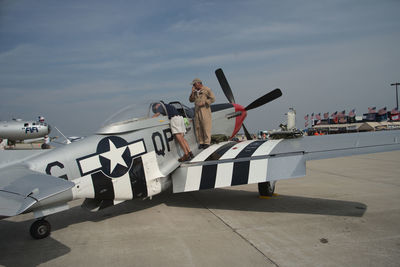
[245,88,282,111]
[215,68,236,104]
[242,124,252,140]
[215,68,282,140]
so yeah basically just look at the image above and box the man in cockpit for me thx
[152,103,193,162]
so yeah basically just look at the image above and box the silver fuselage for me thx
[19,104,236,212]
[0,120,51,141]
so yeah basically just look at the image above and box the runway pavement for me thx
[0,150,399,267]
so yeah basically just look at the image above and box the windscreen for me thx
[101,102,151,128]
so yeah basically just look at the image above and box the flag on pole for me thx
[323,112,329,119]
[378,107,387,115]
[315,113,321,120]
[330,111,338,123]
[304,114,309,121]
[390,107,399,120]
[348,109,355,117]
[338,110,346,123]
[368,107,376,113]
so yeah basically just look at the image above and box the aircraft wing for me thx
[0,164,74,217]
[172,130,400,193]
[0,150,47,168]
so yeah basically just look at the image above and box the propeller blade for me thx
[215,68,236,103]
[245,88,282,111]
[242,124,252,140]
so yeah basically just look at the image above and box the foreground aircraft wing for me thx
[0,150,47,168]
[172,130,400,193]
[0,164,74,217]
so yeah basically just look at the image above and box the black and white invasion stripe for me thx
[173,139,293,193]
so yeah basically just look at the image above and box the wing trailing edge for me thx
[0,165,74,217]
[171,131,400,193]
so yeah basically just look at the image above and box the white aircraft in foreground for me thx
[0,69,399,239]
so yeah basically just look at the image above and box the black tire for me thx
[41,143,50,149]
[258,181,275,197]
[30,219,51,239]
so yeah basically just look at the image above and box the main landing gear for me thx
[30,218,51,239]
[258,181,276,197]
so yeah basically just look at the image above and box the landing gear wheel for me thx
[258,181,276,197]
[30,219,51,239]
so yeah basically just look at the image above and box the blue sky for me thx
[1,0,399,136]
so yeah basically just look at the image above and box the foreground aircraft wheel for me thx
[258,181,276,197]
[30,219,51,239]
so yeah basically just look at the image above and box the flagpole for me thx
[391,82,399,111]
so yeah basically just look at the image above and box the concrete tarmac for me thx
[0,151,399,267]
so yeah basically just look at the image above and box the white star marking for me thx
[100,139,128,173]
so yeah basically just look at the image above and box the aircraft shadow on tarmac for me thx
[0,221,70,267]
[185,189,367,217]
[48,188,367,230]
[0,188,366,267]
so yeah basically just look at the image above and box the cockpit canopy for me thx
[98,101,194,134]
[149,101,194,119]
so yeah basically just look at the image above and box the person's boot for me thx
[178,153,190,162]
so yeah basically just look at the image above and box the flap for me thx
[172,140,306,193]
[0,164,74,217]
[0,191,36,217]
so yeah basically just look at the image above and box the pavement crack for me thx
[190,193,279,267]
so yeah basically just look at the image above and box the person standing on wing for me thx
[152,103,193,162]
[189,78,215,149]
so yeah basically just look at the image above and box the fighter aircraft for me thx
[0,69,399,239]
[0,116,51,144]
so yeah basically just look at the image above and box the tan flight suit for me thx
[189,86,215,145]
